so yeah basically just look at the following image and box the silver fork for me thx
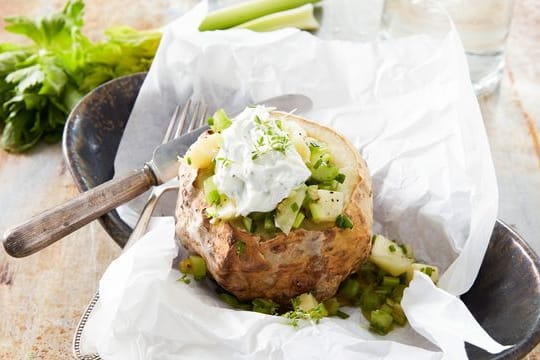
[72,99,208,360]
[124,99,208,250]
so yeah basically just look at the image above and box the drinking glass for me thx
[381,0,516,96]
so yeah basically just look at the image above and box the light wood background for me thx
[0,0,539,359]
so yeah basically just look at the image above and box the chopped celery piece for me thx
[359,262,378,274]
[219,293,251,310]
[264,213,276,232]
[380,304,393,314]
[309,190,344,223]
[338,279,359,300]
[370,310,394,335]
[242,216,254,232]
[293,293,319,312]
[203,176,220,205]
[195,167,215,189]
[309,303,329,322]
[311,164,339,182]
[318,179,339,191]
[358,271,377,289]
[252,298,279,315]
[179,255,207,281]
[374,286,392,295]
[209,109,232,132]
[235,3,319,32]
[391,284,407,302]
[336,214,354,229]
[309,140,330,164]
[361,291,381,311]
[391,303,407,326]
[275,186,306,234]
[292,212,305,229]
[369,235,414,276]
[335,173,346,184]
[207,190,220,205]
[323,298,340,316]
[407,263,440,284]
[207,195,236,220]
[306,185,319,201]
[250,212,266,221]
[382,276,400,287]
[199,0,320,31]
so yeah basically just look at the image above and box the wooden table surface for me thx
[0,0,539,359]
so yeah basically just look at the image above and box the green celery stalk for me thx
[199,0,320,31]
[235,3,319,32]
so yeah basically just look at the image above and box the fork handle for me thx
[3,166,156,258]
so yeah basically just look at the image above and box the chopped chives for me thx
[336,214,353,229]
[335,173,346,183]
[421,267,434,277]
[336,310,350,319]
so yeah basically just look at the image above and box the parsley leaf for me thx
[0,0,161,152]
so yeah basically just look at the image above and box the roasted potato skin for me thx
[175,114,373,305]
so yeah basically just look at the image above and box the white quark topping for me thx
[213,106,311,216]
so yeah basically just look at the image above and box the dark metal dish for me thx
[63,74,540,359]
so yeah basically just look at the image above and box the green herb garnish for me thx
[283,303,328,327]
[209,109,232,132]
[216,157,233,167]
[250,114,291,160]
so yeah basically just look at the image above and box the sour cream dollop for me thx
[213,106,311,216]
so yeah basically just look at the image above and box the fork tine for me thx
[174,99,192,139]
[197,104,208,129]
[188,101,201,132]
[162,105,182,144]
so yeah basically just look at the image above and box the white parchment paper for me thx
[102,2,510,358]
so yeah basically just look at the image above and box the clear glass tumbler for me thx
[381,0,516,96]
